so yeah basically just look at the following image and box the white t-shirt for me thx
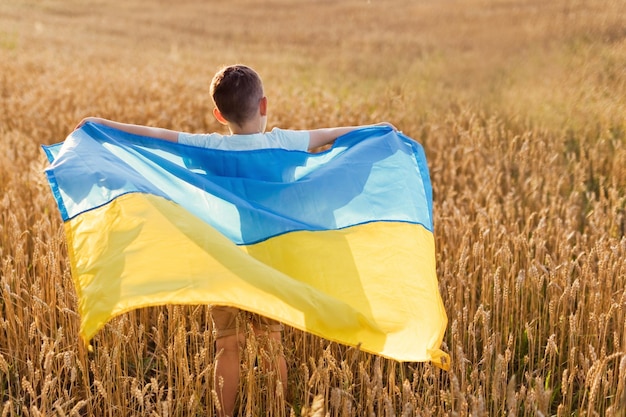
[178,127,310,151]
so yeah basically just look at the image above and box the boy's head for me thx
[210,65,265,129]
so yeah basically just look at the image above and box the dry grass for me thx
[1,0,626,415]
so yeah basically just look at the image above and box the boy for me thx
[77,64,395,417]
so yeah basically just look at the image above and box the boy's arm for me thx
[307,122,397,150]
[75,117,179,142]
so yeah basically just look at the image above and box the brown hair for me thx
[210,65,264,127]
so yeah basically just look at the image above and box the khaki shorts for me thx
[210,306,283,339]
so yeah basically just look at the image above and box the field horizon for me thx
[1,0,625,415]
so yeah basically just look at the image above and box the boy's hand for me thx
[75,117,103,131]
[374,122,398,131]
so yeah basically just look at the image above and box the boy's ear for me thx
[259,96,267,116]
[213,107,228,125]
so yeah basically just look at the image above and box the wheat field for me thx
[1,0,626,415]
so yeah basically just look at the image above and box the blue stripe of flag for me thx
[43,123,433,245]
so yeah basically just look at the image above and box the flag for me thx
[43,122,449,369]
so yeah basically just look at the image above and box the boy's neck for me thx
[230,126,262,135]
[228,118,266,135]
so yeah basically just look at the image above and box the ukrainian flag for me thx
[43,122,449,369]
